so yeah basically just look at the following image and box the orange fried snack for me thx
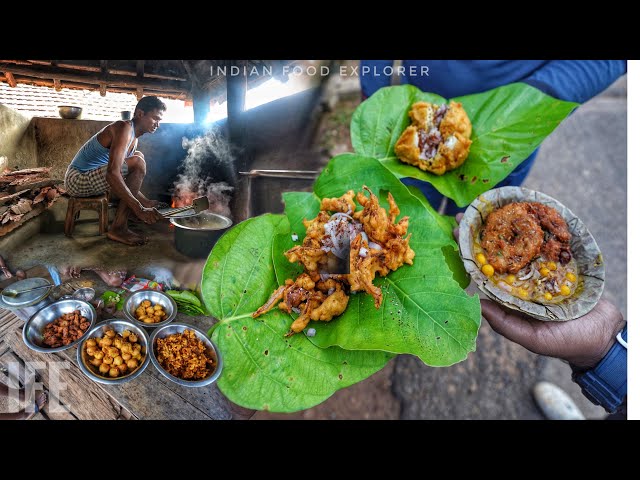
[155,330,215,380]
[394,101,472,175]
[253,186,414,336]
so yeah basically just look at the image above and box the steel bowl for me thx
[23,299,97,353]
[77,319,150,385]
[150,323,222,387]
[123,290,177,329]
[58,106,82,119]
[72,287,95,302]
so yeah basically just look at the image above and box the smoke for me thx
[173,127,235,218]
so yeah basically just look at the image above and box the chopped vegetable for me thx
[166,289,207,316]
[101,290,125,310]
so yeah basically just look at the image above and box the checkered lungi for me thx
[64,162,129,197]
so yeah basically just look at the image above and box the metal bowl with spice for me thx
[149,323,222,387]
[123,290,177,329]
[23,299,96,353]
[77,319,150,385]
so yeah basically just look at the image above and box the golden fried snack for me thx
[84,328,144,379]
[320,190,356,214]
[480,203,544,274]
[155,330,214,380]
[394,100,472,175]
[254,186,414,336]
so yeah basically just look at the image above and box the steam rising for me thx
[173,128,235,218]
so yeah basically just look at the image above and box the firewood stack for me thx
[0,167,64,231]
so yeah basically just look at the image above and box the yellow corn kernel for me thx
[566,272,577,282]
[476,253,487,266]
[544,292,553,301]
[481,264,494,277]
[560,285,571,296]
[518,288,529,298]
[540,267,550,277]
[547,262,557,271]
[505,274,516,285]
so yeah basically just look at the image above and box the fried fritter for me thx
[394,100,472,175]
[481,202,544,274]
[320,190,356,214]
[439,101,472,138]
[526,202,572,243]
[253,186,414,335]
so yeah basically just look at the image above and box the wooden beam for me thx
[137,60,144,78]
[136,87,143,100]
[3,64,187,93]
[59,62,100,72]
[0,203,45,237]
[5,71,16,87]
[53,78,61,91]
[2,76,187,100]
[0,59,33,66]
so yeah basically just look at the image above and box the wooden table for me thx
[0,307,252,420]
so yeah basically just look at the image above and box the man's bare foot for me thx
[60,266,126,287]
[107,228,146,246]
[94,270,126,287]
[60,266,82,279]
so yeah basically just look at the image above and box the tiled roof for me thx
[0,83,190,121]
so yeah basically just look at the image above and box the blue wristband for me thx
[574,325,627,413]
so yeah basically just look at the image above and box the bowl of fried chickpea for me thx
[123,290,177,329]
[77,319,150,385]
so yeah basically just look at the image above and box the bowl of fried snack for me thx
[459,186,605,321]
[123,290,177,329]
[77,319,150,385]
[23,299,96,353]
[150,323,222,387]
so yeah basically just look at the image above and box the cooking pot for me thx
[170,212,233,258]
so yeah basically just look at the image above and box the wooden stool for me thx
[64,194,109,237]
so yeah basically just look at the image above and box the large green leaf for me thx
[351,86,445,158]
[281,155,481,366]
[201,214,392,412]
[352,83,578,207]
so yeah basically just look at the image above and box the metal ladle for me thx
[1,283,52,298]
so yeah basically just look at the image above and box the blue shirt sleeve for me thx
[360,60,394,99]
[522,60,627,103]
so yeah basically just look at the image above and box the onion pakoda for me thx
[394,101,472,175]
[253,186,415,336]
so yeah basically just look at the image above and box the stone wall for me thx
[0,104,37,171]
[31,118,109,180]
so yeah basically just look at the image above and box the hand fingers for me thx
[480,299,541,349]
[455,213,464,225]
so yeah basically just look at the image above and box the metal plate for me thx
[157,207,198,218]
[1,277,52,307]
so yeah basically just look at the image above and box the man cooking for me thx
[64,96,165,246]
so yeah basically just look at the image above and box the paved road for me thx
[394,76,627,420]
